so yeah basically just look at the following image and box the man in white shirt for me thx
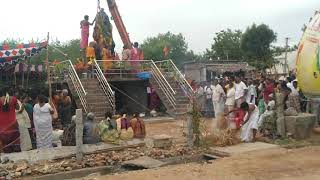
[211,79,226,118]
[291,80,299,96]
[246,79,257,104]
[235,76,248,108]
[225,81,236,129]
[286,77,294,90]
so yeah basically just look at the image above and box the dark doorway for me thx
[110,80,149,114]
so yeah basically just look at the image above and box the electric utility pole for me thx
[284,37,289,75]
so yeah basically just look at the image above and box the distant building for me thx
[183,60,255,83]
[268,51,297,75]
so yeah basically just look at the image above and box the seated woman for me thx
[130,112,146,138]
[116,112,133,140]
[83,113,100,144]
[98,112,120,144]
[258,100,276,127]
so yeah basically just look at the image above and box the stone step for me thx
[86,98,110,103]
[163,99,190,104]
[174,108,188,114]
[87,102,109,107]
[88,110,109,117]
[166,104,189,109]
[86,91,106,95]
[95,117,105,121]
[86,92,105,95]
[89,106,113,111]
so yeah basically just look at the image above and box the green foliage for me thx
[31,39,81,65]
[241,24,277,70]
[206,29,243,60]
[141,32,201,69]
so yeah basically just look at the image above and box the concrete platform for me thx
[285,113,316,139]
[210,142,280,157]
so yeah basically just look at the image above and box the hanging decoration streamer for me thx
[0,41,48,67]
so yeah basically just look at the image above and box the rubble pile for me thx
[210,129,241,147]
[0,145,202,179]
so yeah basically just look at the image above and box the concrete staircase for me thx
[68,78,113,120]
[150,72,190,115]
[82,78,113,120]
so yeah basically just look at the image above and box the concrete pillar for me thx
[186,105,193,149]
[200,67,206,82]
[310,98,320,124]
[275,93,286,137]
[76,109,83,162]
[187,114,193,148]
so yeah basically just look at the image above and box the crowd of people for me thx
[0,87,146,153]
[62,111,146,146]
[79,10,144,72]
[196,73,305,142]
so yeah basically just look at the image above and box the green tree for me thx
[141,32,196,68]
[206,29,243,60]
[241,24,277,70]
[30,39,81,65]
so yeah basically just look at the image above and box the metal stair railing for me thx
[95,60,176,111]
[155,59,194,100]
[55,60,88,113]
[93,60,116,111]
[147,60,177,110]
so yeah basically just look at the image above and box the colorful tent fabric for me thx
[0,41,47,67]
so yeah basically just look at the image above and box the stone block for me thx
[152,135,173,149]
[122,156,165,169]
[285,113,316,140]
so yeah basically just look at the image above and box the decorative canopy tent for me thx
[0,41,48,88]
[0,41,48,67]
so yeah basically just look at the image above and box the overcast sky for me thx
[0,0,318,53]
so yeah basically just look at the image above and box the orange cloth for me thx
[102,48,112,70]
[86,47,96,58]
[163,46,169,57]
[86,47,96,65]
[139,50,144,60]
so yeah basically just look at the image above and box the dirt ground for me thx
[145,120,186,143]
[95,146,320,180]
[86,119,320,180]
[145,118,213,143]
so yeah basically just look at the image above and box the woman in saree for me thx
[130,112,146,139]
[0,88,20,153]
[98,112,120,144]
[80,15,95,49]
[16,97,32,151]
[33,95,54,149]
[116,112,133,140]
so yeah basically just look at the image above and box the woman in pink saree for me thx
[130,42,141,66]
[80,15,95,49]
